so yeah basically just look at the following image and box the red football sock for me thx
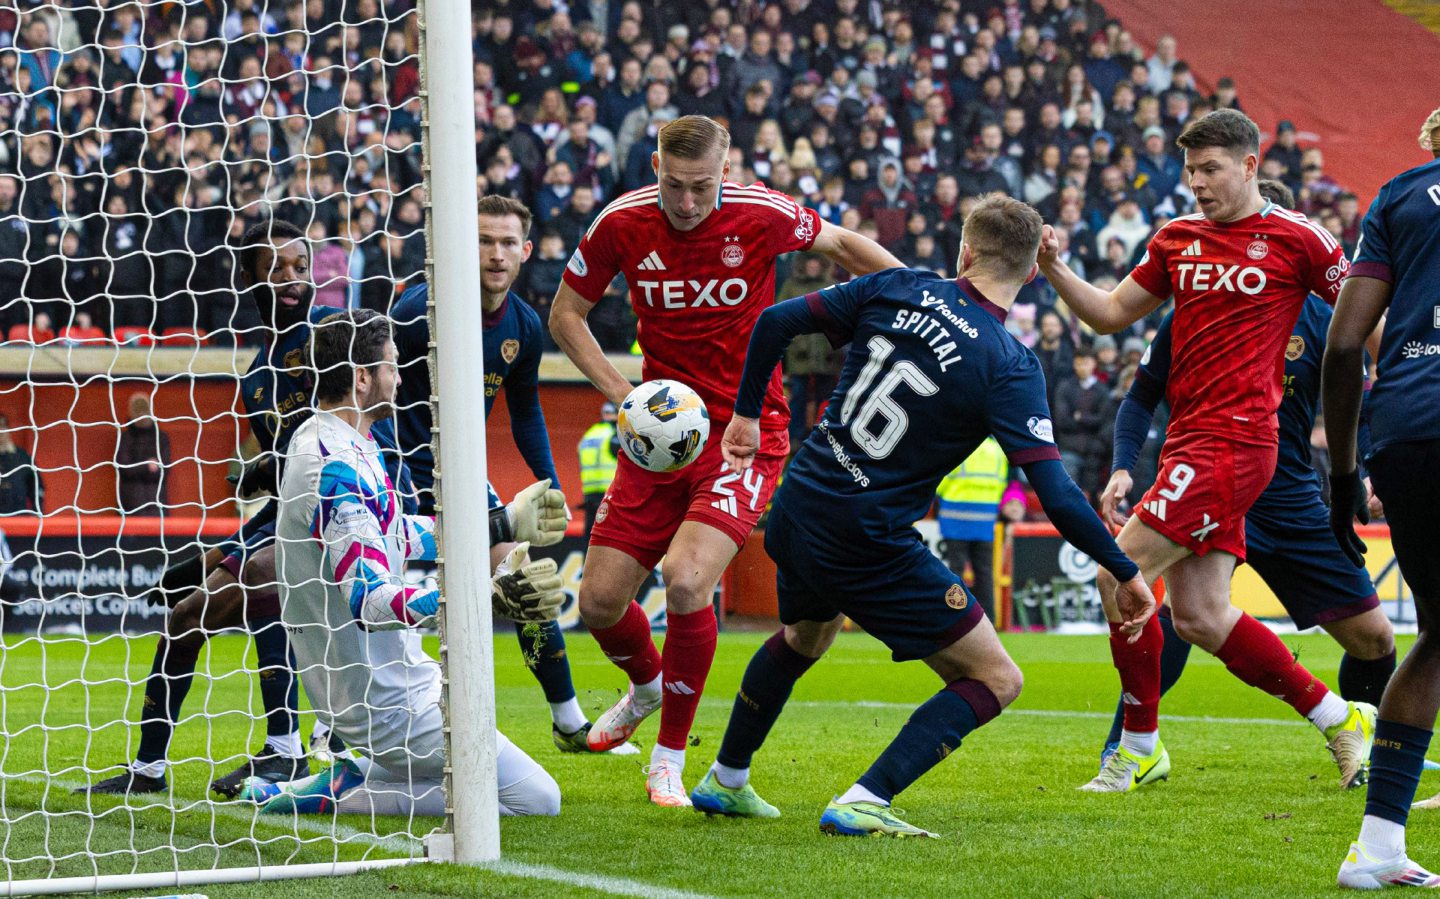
[656,607,719,751]
[589,601,662,686]
[1215,612,1329,716]
[1111,615,1163,733]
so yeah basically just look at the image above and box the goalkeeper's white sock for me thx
[836,783,888,807]
[131,759,167,779]
[265,732,304,759]
[550,698,587,734]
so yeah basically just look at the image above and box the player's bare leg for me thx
[1323,608,1398,708]
[1166,549,1373,788]
[824,616,1022,837]
[1082,517,1189,792]
[580,545,665,750]
[694,615,845,818]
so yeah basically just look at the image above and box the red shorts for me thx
[589,427,789,569]
[1132,432,1277,561]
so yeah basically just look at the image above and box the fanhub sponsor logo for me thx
[1402,340,1440,359]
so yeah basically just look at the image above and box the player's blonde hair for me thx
[657,115,731,164]
[960,194,1044,282]
[1420,107,1440,154]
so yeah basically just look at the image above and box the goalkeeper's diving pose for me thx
[243,309,561,816]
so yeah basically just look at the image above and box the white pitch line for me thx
[792,701,1311,727]
[24,775,717,898]
[482,859,718,899]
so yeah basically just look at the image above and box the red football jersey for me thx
[562,182,822,430]
[1129,203,1348,443]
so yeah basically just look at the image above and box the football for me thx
[617,379,710,472]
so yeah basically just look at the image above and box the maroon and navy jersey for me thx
[1129,202,1347,445]
[562,181,822,431]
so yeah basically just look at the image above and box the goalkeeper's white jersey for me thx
[276,409,441,733]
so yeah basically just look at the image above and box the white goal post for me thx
[0,0,495,893]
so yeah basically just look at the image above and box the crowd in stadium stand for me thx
[0,0,1367,502]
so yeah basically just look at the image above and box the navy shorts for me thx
[219,500,279,581]
[765,502,984,662]
[1369,441,1440,613]
[1244,501,1378,631]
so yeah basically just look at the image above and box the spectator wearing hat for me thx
[955,135,1010,199]
[859,156,917,247]
[1083,31,1127,100]
[1136,123,1181,200]
[780,71,822,141]
[1264,118,1303,184]
[1096,195,1151,260]
[1093,334,1122,385]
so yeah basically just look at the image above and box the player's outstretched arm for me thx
[1037,225,1164,334]
[1323,275,1391,566]
[548,281,634,405]
[810,219,904,276]
[1022,457,1153,636]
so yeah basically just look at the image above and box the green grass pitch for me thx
[0,628,1428,897]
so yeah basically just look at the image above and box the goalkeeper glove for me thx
[491,542,565,622]
[490,479,568,548]
[229,454,279,499]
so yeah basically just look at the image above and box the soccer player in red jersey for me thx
[1037,109,1375,792]
[549,115,903,806]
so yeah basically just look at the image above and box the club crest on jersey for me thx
[501,338,520,364]
[721,235,745,268]
[1286,335,1305,361]
[945,584,967,610]
[1027,416,1054,443]
[596,499,609,523]
[1246,239,1269,261]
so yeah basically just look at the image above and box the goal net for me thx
[0,0,491,892]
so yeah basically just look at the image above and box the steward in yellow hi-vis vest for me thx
[935,437,1008,620]
[577,401,619,540]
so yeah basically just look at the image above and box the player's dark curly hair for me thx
[310,309,393,404]
[1176,109,1260,159]
[239,218,307,280]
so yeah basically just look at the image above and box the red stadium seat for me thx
[157,327,209,347]
[6,324,56,344]
[113,326,155,346]
[61,326,111,345]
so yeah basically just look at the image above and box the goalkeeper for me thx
[390,194,634,754]
[244,309,561,816]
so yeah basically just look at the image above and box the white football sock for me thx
[633,673,663,708]
[836,784,888,807]
[711,762,748,789]
[131,759,167,779]
[1307,692,1350,732]
[1120,729,1158,757]
[1359,814,1407,859]
[265,732,304,759]
[550,698,588,735]
[650,743,685,770]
